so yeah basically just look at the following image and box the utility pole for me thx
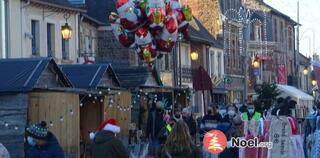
[296,1,300,88]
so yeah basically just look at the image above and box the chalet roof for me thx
[189,17,223,49]
[0,58,72,93]
[113,66,162,88]
[60,64,120,89]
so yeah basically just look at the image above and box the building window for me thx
[85,36,93,54]
[209,50,215,77]
[163,53,171,71]
[47,23,55,57]
[280,22,284,42]
[31,20,40,56]
[254,23,262,41]
[180,44,190,67]
[218,53,222,77]
[232,40,235,67]
[273,19,278,42]
[62,36,69,60]
[288,27,293,51]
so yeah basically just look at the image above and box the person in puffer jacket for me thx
[26,121,65,158]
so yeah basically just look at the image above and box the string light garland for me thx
[2,89,191,129]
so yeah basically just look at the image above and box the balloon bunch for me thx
[109,0,192,64]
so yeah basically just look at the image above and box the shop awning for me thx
[276,84,314,108]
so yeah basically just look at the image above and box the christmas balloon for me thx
[109,0,192,64]
[116,0,142,31]
[137,43,157,63]
[135,27,153,46]
[166,0,181,12]
[176,9,190,38]
[182,5,192,22]
[109,12,135,48]
[156,15,178,52]
[146,0,166,29]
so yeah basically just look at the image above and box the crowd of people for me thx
[144,100,265,158]
[3,96,315,158]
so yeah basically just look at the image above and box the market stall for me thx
[0,58,79,158]
[276,84,314,118]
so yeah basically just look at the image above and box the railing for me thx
[181,66,192,79]
[79,51,96,57]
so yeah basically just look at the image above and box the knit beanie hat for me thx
[26,121,49,140]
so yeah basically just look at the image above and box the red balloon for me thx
[135,27,152,46]
[156,15,178,52]
[109,12,135,48]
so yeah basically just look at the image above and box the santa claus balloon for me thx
[109,12,135,48]
[109,0,192,64]
[146,0,166,29]
[116,0,142,31]
[156,15,178,52]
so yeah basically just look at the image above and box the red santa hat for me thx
[98,118,121,133]
[89,118,121,140]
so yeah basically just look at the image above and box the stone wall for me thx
[0,94,28,158]
[96,30,137,65]
[181,0,223,38]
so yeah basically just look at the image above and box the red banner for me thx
[277,64,287,84]
[257,54,272,60]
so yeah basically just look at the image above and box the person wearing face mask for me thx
[241,104,261,136]
[218,105,227,121]
[200,105,221,158]
[200,105,222,142]
[26,121,65,158]
[146,101,166,156]
[219,105,242,158]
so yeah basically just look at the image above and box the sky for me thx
[264,0,320,57]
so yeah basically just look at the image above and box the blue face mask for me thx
[27,136,36,146]
[219,109,227,115]
[228,110,236,116]
[248,109,255,114]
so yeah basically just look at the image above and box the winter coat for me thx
[91,130,129,158]
[27,132,65,158]
[200,114,222,141]
[0,143,10,158]
[157,144,203,158]
[146,109,165,139]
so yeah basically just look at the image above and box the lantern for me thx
[303,67,308,75]
[312,79,317,86]
[61,23,72,40]
[253,60,260,68]
[191,51,198,61]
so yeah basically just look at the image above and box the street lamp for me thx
[303,67,308,75]
[253,60,260,68]
[178,33,183,88]
[191,51,198,61]
[312,79,317,86]
[61,13,72,40]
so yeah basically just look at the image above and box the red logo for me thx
[203,130,227,154]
